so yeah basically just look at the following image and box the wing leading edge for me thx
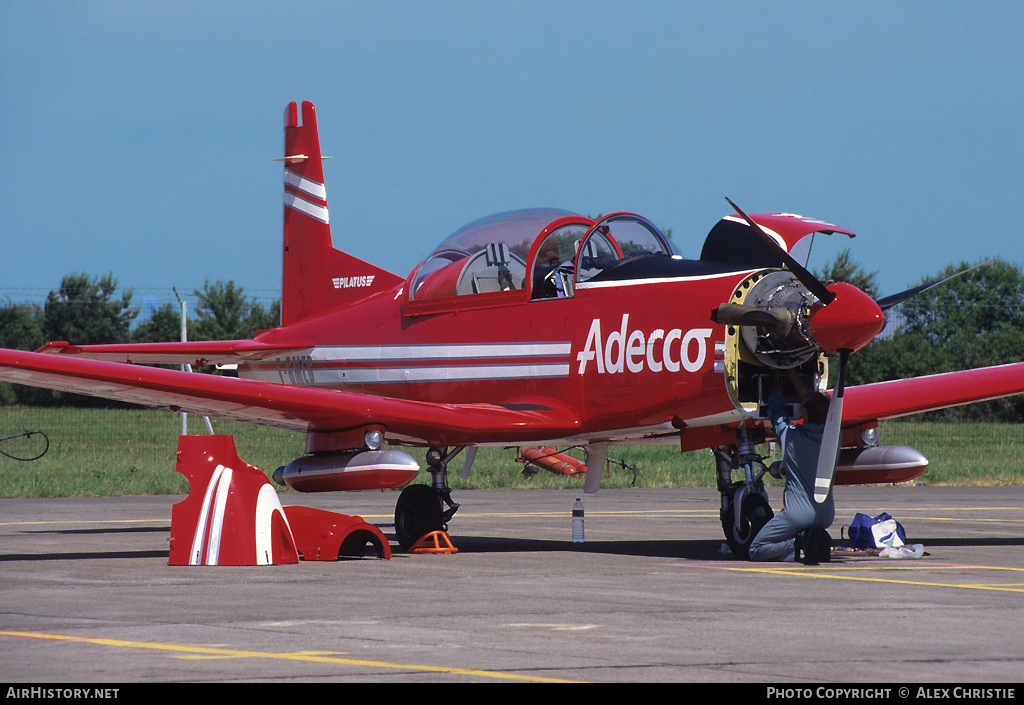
[4,347,1024,446]
[842,361,1024,425]
[0,348,581,445]
[34,340,316,367]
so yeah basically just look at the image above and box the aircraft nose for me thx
[808,282,885,354]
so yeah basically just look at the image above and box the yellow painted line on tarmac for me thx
[845,507,1018,512]
[331,509,720,522]
[0,630,580,683]
[0,509,716,527]
[0,518,165,527]
[440,509,719,519]
[841,507,1024,522]
[905,516,1024,524]
[6,505,1017,525]
[726,562,1024,594]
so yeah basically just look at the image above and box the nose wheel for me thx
[395,484,444,551]
[394,446,461,551]
[714,435,775,559]
[721,484,774,559]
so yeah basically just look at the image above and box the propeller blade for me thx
[875,260,995,311]
[814,348,848,503]
[725,197,836,305]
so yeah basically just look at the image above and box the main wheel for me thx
[394,484,444,551]
[722,492,774,559]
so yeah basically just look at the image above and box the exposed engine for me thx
[731,270,818,369]
[714,269,828,417]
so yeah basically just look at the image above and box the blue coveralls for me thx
[748,392,836,562]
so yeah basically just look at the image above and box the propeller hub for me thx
[808,283,885,354]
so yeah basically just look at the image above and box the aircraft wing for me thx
[34,340,316,367]
[0,348,581,445]
[842,361,1024,425]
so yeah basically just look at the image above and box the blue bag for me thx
[843,512,907,549]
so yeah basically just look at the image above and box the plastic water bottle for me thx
[572,498,585,543]
[880,543,925,559]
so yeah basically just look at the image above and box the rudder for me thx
[281,101,401,326]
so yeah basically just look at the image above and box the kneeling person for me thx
[749,371,835,564]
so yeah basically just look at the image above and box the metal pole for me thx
[174,288,188,436]
[174,287,215,435]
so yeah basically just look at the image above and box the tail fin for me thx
[281,101,402,326]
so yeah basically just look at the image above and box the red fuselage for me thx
[244,267,747,444]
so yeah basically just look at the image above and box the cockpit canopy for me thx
[407,208,681,304]
[404,206,852,311]
[409,209,571,301]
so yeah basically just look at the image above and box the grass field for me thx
[0,406,1021,497]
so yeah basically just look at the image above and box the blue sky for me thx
[2,1,1022,316]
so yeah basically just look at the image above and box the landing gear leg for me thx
[394,446,462,551]
[715,429,774,559]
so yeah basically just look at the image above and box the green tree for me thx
[897,259,1024,346]
[812,247,880,299]
[42,273,136,345]
[132,303,183,343]
[0,302,45,404]
[191,280,279,341]
[0,302,44,351]
[849,259,1024,421]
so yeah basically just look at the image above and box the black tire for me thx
[394,484,444,551]
[722,492,774,559]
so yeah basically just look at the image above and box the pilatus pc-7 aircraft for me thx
[3,101,1023,557]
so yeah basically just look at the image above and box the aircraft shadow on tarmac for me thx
[3,527,1018,565]
[897,536,1024,548]
[400,533,728,560]
[26,526,171,535]
[1,526,172,562]
[0,549,170,562]
[390,531,1024,559]
[2,536,1020,565]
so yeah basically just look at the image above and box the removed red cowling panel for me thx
[169,435,299,566]
[283,505,391,560]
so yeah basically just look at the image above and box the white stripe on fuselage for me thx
[244,342,573,386]
[311,363,570,385]
[317,342,572,361]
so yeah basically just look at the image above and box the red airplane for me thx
[3,100,1023,557]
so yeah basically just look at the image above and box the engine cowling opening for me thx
[718,270,827,417]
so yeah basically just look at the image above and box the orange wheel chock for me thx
[408,530,458,554]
